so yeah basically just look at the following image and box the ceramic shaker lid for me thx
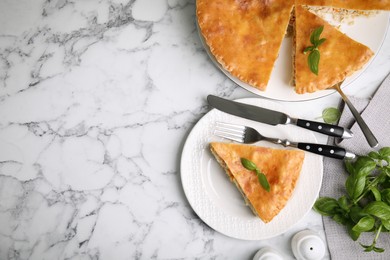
[291,230,326,260]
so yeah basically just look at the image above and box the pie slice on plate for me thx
[293,5,374,94]
[197,0,294,91]
[210,142,305,223]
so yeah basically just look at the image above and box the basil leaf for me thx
[382,219,390,231]
[381,189,390,204]
[316,37,326,47]
[345,160,355,175]
[257,172,270,192]
[361,244,374,252]
[352,216,375,232]
[346,173,366,200]
[363,201,390,220]
[304,26,325,75]
[384,168,390,178]
[350,205,368,223]
[378,172,388,184]
[322,107,341,124]
[241,158,257,171]
[379,147,390,158]
[310,25,324,45]
[354,156,376,176]
[373,247,385,253]
[368,151,380,160]
[347,221,361,241]
[241,158,271,192]
[338,196,350,212]
[314,197,339,216]
[385,157,390,166]
[308,49,320,75]
[333,214,347,225]
[371,187,382,201]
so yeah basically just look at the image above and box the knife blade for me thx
[207,95,353,139]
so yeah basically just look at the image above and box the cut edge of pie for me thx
[293,5,374,94]
[210,142,305,223]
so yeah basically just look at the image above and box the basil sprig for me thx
[303,26,326,75]
[241,158,270,192]
[314,147,390,253]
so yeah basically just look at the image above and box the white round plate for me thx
[198,11,389,102]
[180,98,324,240]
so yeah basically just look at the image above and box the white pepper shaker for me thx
[253,247,284,260]
[291,230,326,260]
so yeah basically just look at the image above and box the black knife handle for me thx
[297,143,355,160]
[296,119,352,138]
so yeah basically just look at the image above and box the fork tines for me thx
[214,122,245,143]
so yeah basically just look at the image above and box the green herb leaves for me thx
[304,26,326,75]
[313,197,339,216]
[313,147,390,253]
[241,158,270,192]
[322,107,341,124]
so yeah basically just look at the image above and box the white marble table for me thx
[0,0,389,259]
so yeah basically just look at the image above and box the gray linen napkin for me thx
[320,74,390,259]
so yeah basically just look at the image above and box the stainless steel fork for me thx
[214,122,355,160]
[333,82,378,148]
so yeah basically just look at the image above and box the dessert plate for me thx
[180,98,323,240]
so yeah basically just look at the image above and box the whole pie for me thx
[210,142,305,223]
[197,0,390,93]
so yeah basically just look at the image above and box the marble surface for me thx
[0,0,389,259]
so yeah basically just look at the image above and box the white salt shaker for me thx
[291,230,326,260]
[253,247,284,260]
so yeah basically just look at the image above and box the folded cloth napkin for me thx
[321,73,390,259]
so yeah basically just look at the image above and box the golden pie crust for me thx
[294,5,374,94]
[197,0,294,91]
[210,142,305,223]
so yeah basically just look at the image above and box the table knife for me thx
[207,95,353,139]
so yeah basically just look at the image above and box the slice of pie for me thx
[197,0,294,91]
[210,142,305,223]
[293,5,374,94]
